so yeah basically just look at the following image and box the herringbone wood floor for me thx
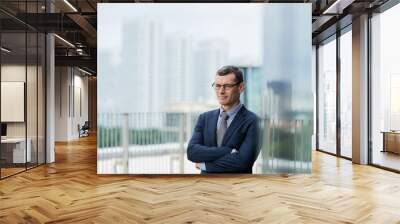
[1,134,400,224]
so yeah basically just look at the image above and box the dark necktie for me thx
[217,111,229,147]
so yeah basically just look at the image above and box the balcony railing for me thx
[98,112,312,174]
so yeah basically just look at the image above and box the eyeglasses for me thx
[212,82,240,91]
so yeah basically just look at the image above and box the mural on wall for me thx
[97,3,312,174]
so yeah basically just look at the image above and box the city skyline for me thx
[98,3,263,65]
[98,4,263,114]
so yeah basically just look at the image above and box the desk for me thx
[1,138,31,163]
[381,131,400,154]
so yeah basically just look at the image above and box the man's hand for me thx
[195,163,201,170]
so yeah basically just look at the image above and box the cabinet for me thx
[382,131,400,154]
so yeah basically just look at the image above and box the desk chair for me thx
[79,121,90,138]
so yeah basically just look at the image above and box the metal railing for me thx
[98,112,198,174]
[259,118,313,173]
[98,112,313,174]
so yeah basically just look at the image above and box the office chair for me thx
[79,121,90,138]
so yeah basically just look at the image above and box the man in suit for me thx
[187,65,260,173]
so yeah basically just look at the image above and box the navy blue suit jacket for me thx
[187,106,260,173]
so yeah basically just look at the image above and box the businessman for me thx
[187,65,260,173]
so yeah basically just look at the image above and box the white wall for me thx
[55,67,89,141]
[1,65,40,138]
[55,66,68,141]
[1,65,26,138]
[1,63,46,163]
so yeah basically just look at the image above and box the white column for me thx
[45,0,56,163]
[352,14,369,164]
[46,33,55,163]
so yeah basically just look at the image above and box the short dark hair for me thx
[216,65,244,83]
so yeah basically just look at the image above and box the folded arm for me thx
[187,114,232,163]
[204,118,260,173]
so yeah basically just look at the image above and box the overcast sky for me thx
[98,3,263,64]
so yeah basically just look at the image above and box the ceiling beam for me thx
[67,13,97,46]
[55,55,96,71]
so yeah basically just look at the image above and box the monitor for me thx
[1,123,7,137]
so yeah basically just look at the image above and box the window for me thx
[371,4,400,171]
[340,29,352,158]
[0,1,46,179]
[318,36,337,154]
